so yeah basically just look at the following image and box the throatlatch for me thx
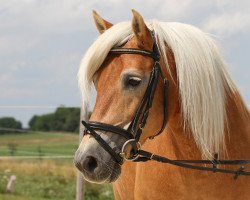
[81,34,250,178]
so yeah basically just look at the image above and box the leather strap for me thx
[149,78,169,139]
[135,150,250,179]
[82,121,123,164]
[110,43,160,61]
[87,121,134,139]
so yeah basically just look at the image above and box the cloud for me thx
[0,0,92,55]
[0,74,12,85]
[203,12,250,36]
[202,0,250,36]
[0,0,88,31]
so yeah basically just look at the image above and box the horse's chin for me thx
[82,162,121,184]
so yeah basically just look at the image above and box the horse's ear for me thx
[131,9,153,50]
[92,10,113,34]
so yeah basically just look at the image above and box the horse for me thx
[74,10,250,199]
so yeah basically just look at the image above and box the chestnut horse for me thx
[74,10,250,199]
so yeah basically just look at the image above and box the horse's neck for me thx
[224,91,250,158]
[161,114,202,160]
[163,91,250,160]
[113,92,250,199]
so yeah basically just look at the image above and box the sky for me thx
[0,0,249,127]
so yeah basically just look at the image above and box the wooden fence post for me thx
[6,175,16,193]
[76,103,88,200]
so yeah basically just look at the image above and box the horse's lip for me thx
[81,171,110,184]
[81,170,120,184]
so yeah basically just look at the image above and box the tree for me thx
[29,114,54,131]
[0,117,22,134]
[28,107,80,132]
[63,108,80,132]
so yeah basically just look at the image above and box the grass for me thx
[0,132,114,200]
[0,132,79,156]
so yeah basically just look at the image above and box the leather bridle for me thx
[82,35,250,179]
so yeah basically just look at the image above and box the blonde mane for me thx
[78,20,237,159]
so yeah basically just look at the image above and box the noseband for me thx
[82,36,250,178]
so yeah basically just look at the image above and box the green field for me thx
[0,132,114,200]
[0,132,78,156]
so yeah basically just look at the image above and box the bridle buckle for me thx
[120,139,141,161]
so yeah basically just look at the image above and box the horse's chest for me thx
[133,163,249,200]
[134,163,186,200]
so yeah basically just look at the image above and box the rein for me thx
[81,36,250,179]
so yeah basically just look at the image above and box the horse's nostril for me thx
[83,156,98,173]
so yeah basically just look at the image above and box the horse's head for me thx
[74,10,177,183]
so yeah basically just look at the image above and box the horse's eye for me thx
[127,77,142,87]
